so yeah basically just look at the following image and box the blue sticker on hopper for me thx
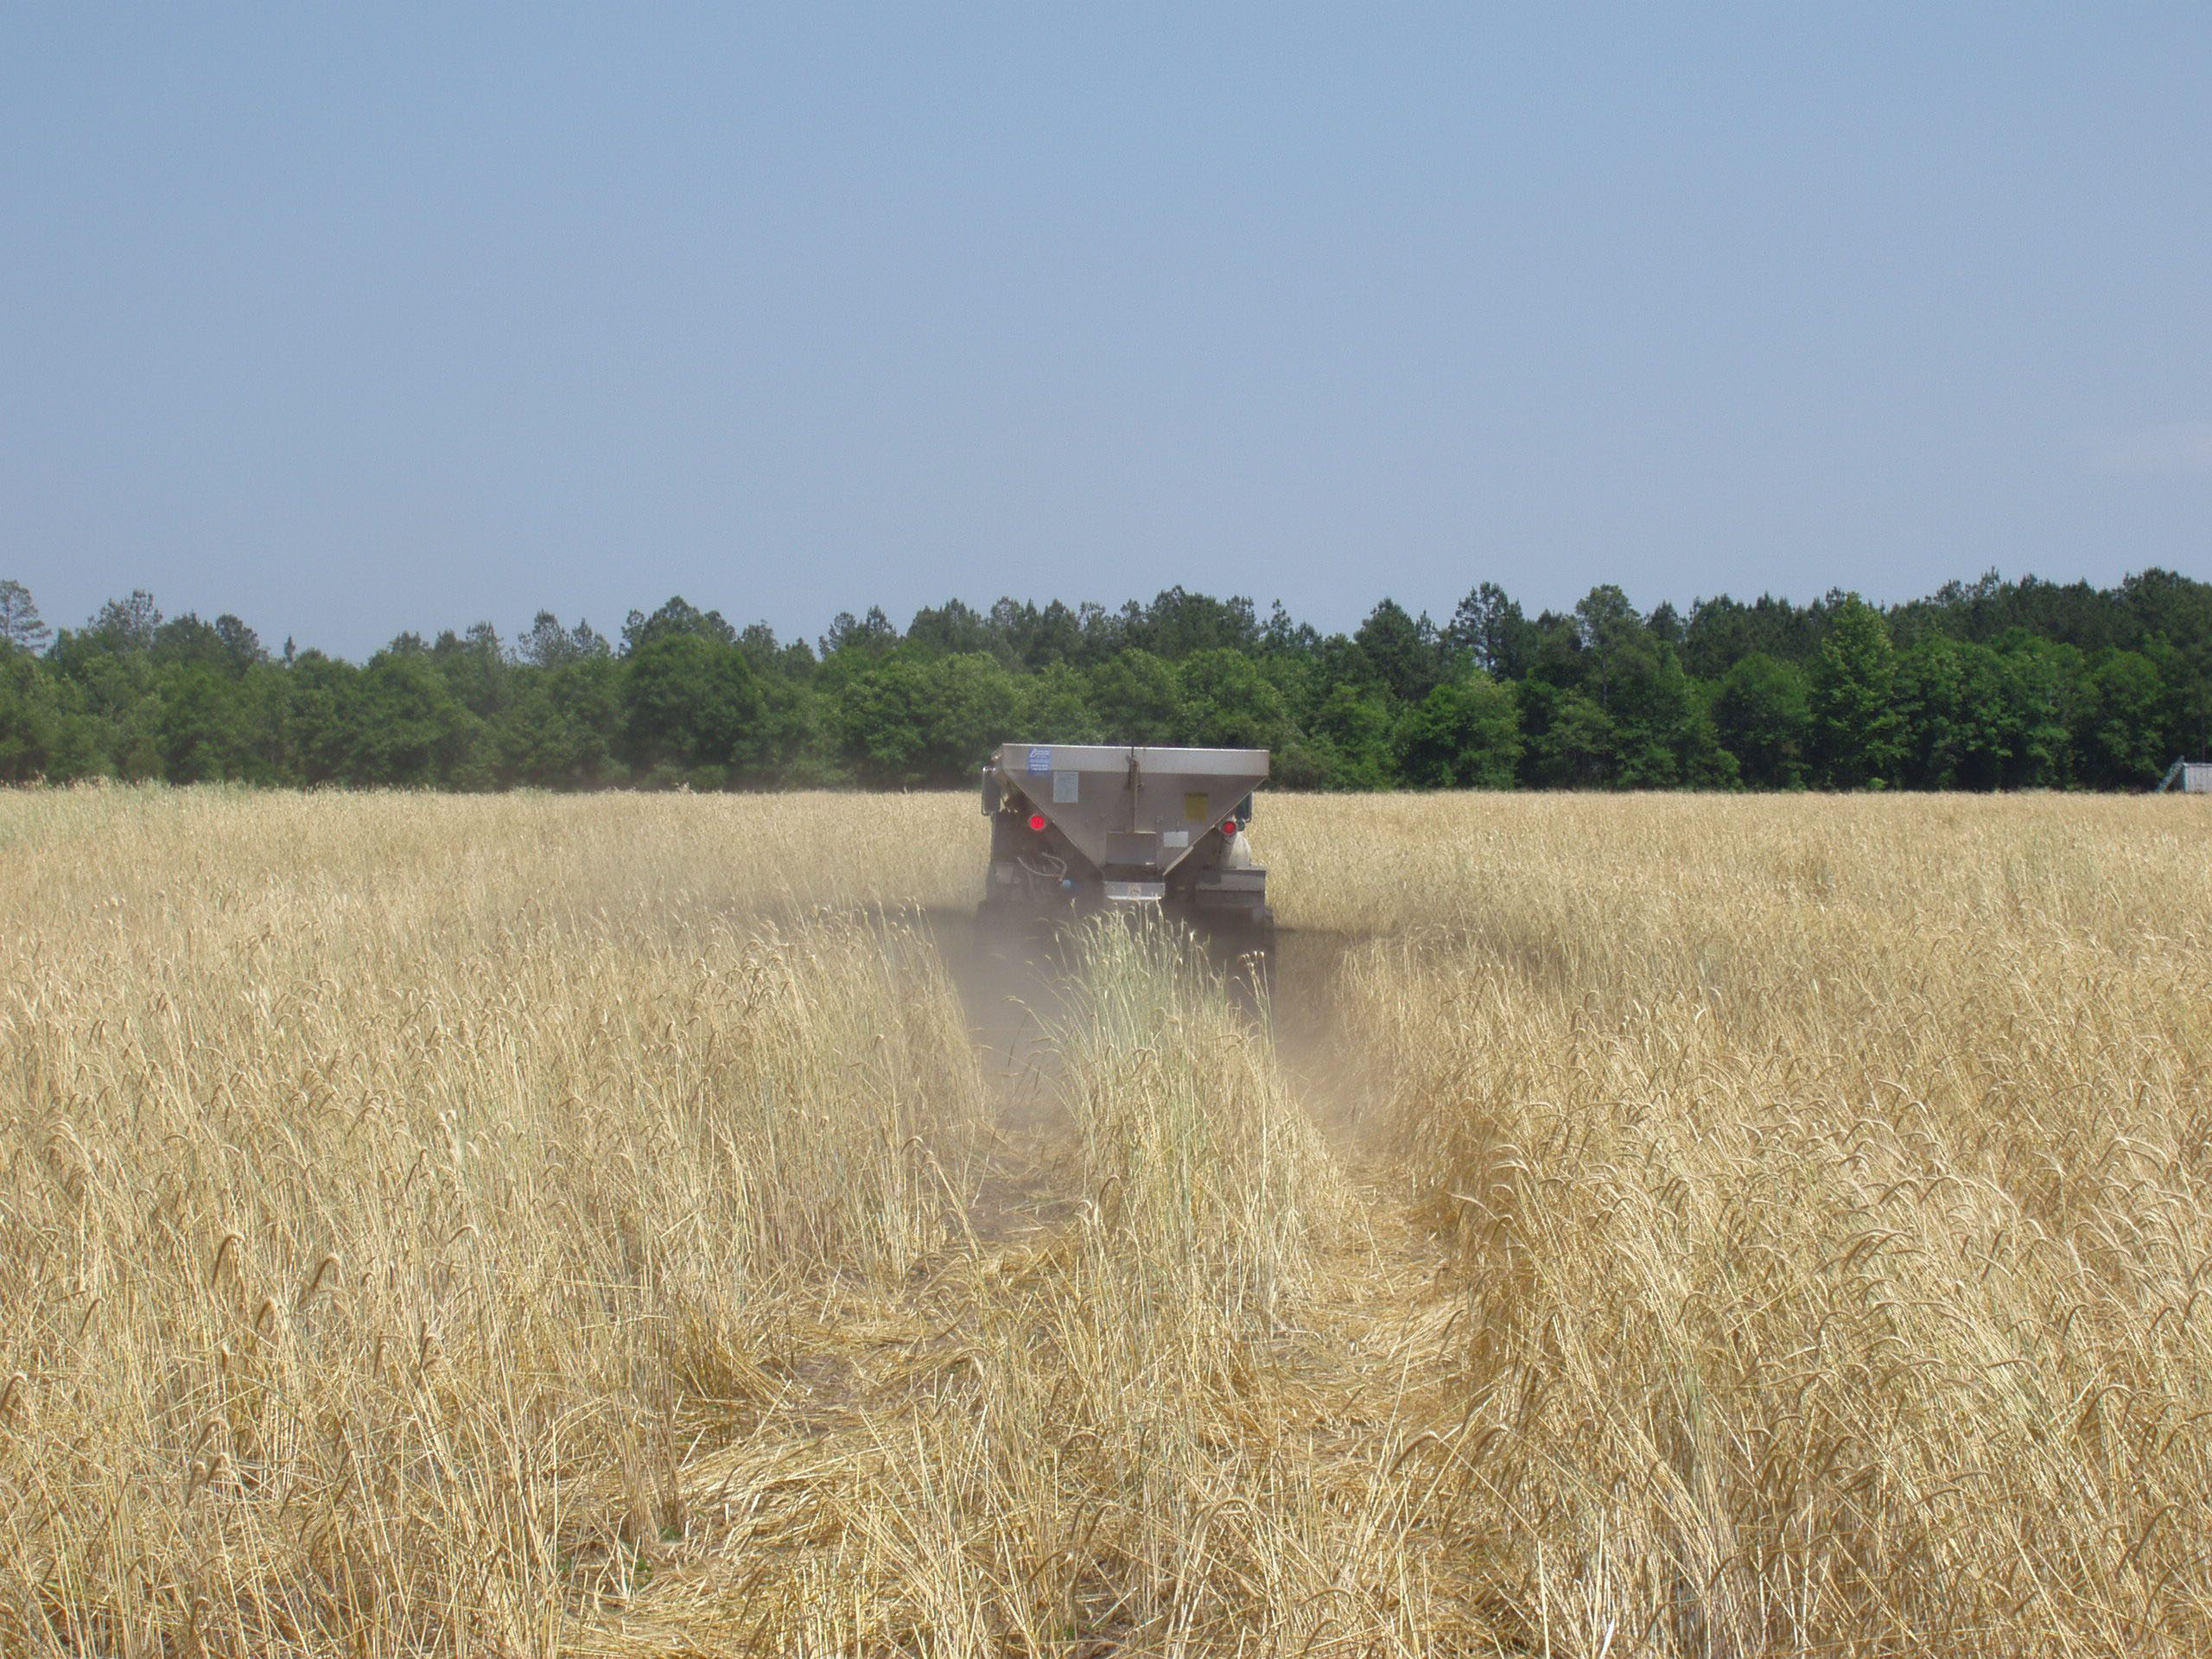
[1027,747,1052,772]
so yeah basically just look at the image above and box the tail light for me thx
[1027,812,1048,833]
[1220,818,1238,837]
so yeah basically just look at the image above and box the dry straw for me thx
[1,785,2208,1655]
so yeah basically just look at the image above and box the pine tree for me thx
[0,580,51,654]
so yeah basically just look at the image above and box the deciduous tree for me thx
[1398,673,1522,788]
[1810,596,1905,788]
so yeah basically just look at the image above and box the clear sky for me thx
[3,4,2208,658]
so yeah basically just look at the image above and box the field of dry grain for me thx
[3,786,2210,1656]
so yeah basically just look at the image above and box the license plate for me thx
[1103,880,1165,904]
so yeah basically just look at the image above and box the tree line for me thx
[1,569,2207,792]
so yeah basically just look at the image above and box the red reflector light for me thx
[1027,812,1048,832]
[1220,819,1237,837]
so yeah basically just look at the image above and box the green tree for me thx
[1515,677,1618,788]
[2078,650,2169,786]
[1306,683,1398,790]
[1017,664,1099,742]
[0,580,52,655]
[622,596,738,655]
[1445,582,1533,678]
[818,607,899,662]
[2143,635,2212,771]
[1021,600,1084,669]
[152,613,237,671]
[156,665,259,783]
[214,615,266,673]
[1573,583,1645,712]
[501,656,622,787]
[282,652,363,785]
[621,632,771,787]
[1810,596,1904,787]
[1713,653,1812,787]
[8,568,2202,797]
[1086,650,1182,744]
[0,651,59,779]
[1604,639,1732,788]
[56,648,162,779]
[432,623,510,722]
[1895,634,2017,789]
[1543,691,1619,788]
[350,652,481,786]
[516,611,610,668]
[1260,599,1320,661]
[903,600,1001,659]
[1142,588,1261,658]
[1398,672,1522,788]
[1173,649,1294,751]
[87,590,162,653]
[834,652,1020,787]
[1352,599,1440,704]
[1997,638,2082,788]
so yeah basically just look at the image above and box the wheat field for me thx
[3,785,2210,1656]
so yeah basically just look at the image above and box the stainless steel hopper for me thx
[991,743,1269,880]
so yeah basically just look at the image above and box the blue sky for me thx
[3,4,2208,658]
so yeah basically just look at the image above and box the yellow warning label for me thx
[1184,792,1210,822]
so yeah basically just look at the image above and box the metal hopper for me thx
[981,743,1274,933]
[991,743,1268,880]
